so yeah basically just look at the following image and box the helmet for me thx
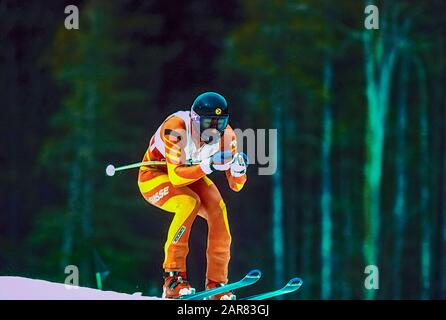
[191,92,229,143]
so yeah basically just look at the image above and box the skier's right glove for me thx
[230,152,249,177]
[200,151,234,174]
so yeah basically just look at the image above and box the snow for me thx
[0,277,163,300]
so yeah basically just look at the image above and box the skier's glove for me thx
[200,151,234,174]
[230,152,249,177]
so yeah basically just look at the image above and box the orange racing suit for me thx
[137,110,246,284]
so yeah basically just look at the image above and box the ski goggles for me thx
[191,110,229,133]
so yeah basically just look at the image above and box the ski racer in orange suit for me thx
[137,92,248,299]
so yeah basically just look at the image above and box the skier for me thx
[138,92,248,300]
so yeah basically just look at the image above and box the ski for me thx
[240,277,303,300]
[180,269,262,300]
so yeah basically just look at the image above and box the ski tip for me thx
[247,269,262,278]
[287,277,303,288]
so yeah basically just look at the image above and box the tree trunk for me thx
[302,197,313,299]
[392,54,409,299]
[414,56,430,299]
[340,143,353,299]
[61,160,81,269]
[434,35,446,298]
[271,90,284,290]
[79,83,97,286]
[284,113,298,280]
[320,56,333,299]
[362,9,398,298]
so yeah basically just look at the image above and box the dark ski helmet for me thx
[191,92,229,143]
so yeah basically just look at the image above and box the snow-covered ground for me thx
[0,277,163,300]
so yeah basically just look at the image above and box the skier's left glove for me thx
[230,152,249,177]
[200,151,234,174]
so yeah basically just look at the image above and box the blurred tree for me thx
[271,85,285,291]
[413,55,430,299]
[361,1,411,298]
[392,53,408,299]
[320,54,333,299]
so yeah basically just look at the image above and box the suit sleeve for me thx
[222,126,247,192]
[162,117,207,187]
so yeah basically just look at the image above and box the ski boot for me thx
[162,271,196,299]
[204,280,236,300]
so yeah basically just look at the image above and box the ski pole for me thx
[106,152,243,177]
[105,160,199,177]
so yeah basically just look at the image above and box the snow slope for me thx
[0,277,163,300]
